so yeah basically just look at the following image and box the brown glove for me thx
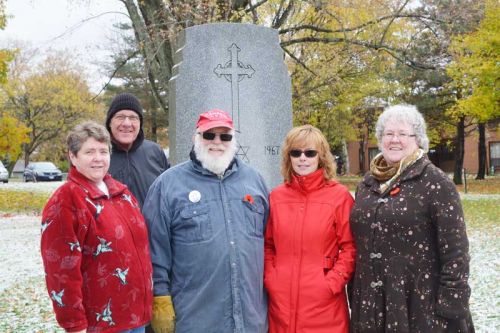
[151,295,175,333]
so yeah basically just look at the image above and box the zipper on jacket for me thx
[115,197,150,322]
[289,193,308,331]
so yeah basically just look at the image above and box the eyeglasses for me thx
[289,149,318,158]
[113,114,140,123]
[382,132,416,140]
[199,132,233,142]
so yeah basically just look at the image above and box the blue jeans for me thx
[121,326,145,333]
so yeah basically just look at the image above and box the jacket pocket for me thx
[243,200,265,238]
[323,256,335,275]
[178,203,213,243]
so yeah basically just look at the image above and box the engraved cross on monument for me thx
[168,23,292,188]
[214,43,255,132]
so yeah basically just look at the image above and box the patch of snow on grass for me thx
[0,215,44,292]
[468,226,500,332]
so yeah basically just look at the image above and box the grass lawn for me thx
[0,190,49,215]
[462,199,499,229]
[455,175,500,194]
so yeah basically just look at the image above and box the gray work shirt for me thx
[143,157,269,333]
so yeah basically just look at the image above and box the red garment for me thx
[41,167,152,332]
[265,169,356,333]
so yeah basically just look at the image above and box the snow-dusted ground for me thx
[0,214,498,332]
[0,215,43,293]
[468,226,500,333]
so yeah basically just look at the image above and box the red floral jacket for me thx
[41,167,152,332]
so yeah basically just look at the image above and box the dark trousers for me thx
[145,324,154,333]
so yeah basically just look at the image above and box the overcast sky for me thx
[0,0,129,92]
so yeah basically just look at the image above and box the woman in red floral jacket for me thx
[264,125,356,333]
[41,121,152,333]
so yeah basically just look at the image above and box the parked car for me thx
[0,161,8,183]
[23,162,63,182]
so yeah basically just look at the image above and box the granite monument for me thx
[169,23,292,188]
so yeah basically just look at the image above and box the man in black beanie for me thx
[106,92,169,208]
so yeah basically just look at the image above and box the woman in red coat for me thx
[264,124,356,333]
[40,121,152,333]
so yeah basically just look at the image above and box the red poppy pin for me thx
[390,187,401,196]
[243,194,255,204]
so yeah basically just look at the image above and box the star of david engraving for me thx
[214,43,255,132]
[236,144,250,163]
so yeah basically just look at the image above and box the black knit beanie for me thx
[106,93,143,130]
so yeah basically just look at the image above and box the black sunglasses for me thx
[289,149,318,158]
[201,132,233,142]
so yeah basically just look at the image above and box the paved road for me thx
[0,180,64,193]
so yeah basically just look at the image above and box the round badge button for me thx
[189,190,201,203]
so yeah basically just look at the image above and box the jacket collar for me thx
[362,154,432,193]
[289,168,334,193]
[68,166,127,199]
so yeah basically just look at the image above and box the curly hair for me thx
[375,104,429,152]
[281,124,336,183]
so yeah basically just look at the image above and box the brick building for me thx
[346,119,500,176]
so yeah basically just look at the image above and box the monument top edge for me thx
[185,22,277,33]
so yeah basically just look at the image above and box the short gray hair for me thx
[67,121,111,156]
[375,104,429,152]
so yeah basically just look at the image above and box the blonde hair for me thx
[281,125,336,183]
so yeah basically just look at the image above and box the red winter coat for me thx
[41,167,152,332]
[264,169,356,333]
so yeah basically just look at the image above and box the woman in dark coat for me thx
[349,104,474,333]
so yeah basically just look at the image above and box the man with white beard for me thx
[143,109,270,333]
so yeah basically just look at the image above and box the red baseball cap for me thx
[196,109,234,132]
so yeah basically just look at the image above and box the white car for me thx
[0,161,9,183]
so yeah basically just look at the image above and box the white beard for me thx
[194,134,237,176]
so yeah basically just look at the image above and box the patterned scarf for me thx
[370,149,424,192]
